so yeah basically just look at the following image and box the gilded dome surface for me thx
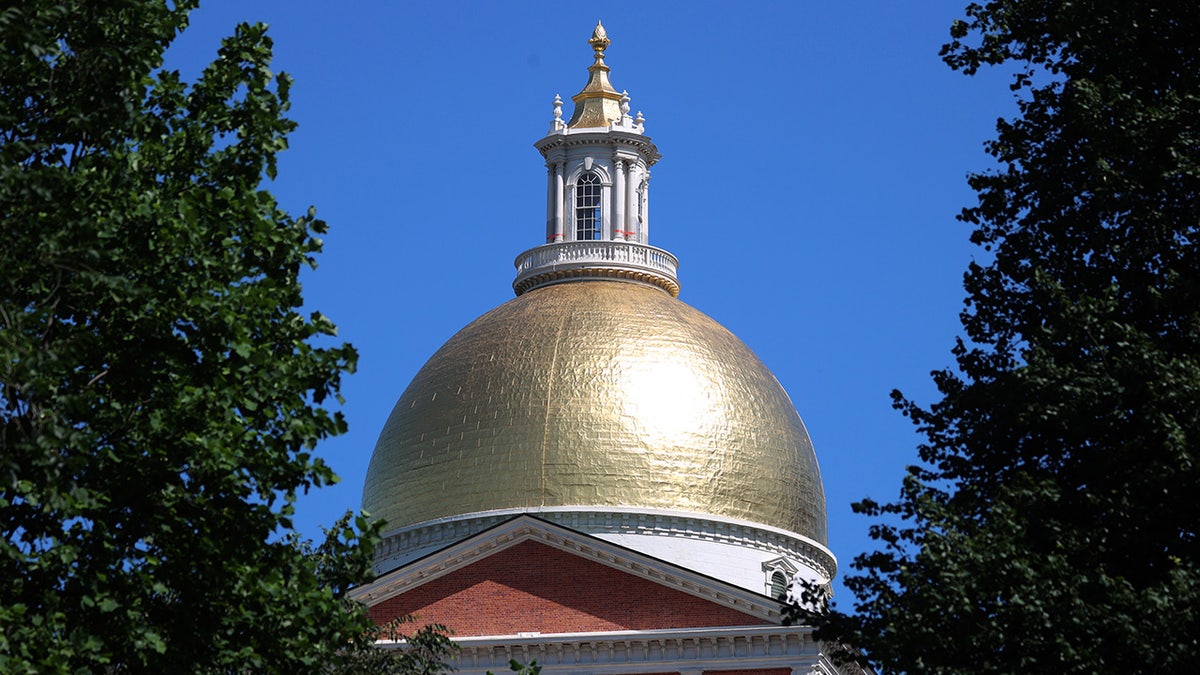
[362,280,828,544]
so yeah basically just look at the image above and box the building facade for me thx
[352,23,862,675]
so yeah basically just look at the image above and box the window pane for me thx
[575,172,601,240]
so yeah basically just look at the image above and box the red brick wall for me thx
[368,540,769,636]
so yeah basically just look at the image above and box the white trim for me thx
[373,506,837,585]
[535,129,661,167]
[374,625,849,675]
[566,163,612,187]
[379,506,831,555]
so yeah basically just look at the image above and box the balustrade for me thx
[513,240,680,296]
[515,240,678,276]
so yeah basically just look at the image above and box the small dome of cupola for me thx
[566,21,624,129]
[516,22,678,296]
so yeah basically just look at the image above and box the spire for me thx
[567,21,625,128]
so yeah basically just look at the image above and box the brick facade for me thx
[368,540,769,636]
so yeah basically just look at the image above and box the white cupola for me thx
[513,21,679,297]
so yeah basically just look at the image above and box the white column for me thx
[553,163,564,242]
[624,163,638,241]
[612,158,625,240]
[641,171,651,243]
[545,164,555,242]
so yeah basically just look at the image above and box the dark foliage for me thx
[812,2,1200,672]
[0,1,395,671]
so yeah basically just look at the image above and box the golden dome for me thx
[362,280,828,544]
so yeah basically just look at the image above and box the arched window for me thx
[770,571,789,601]
[575,171,602,240]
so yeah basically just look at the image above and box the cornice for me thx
[375,625,849,675]
[373,508,837,582]
[534,130,661,165]
[513,266,679,297]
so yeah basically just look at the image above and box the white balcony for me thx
[513,240,680,297]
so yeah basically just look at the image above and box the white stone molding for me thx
[535,131,660,167]
[373,625,855,675]
[372,507,837,596]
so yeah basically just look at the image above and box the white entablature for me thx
[514,21,677,297]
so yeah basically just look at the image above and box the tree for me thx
[818,2,1200,672]
[324,615,455,675]
[0,1,390,670]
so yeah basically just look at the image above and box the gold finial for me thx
[568,21,624,128]
[589,20,610,60]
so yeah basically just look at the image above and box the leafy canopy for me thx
[0,1,396,671]
[813,2,1200,672]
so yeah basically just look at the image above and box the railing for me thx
[513,240,680,293]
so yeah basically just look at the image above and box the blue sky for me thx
[167,2,1017,605]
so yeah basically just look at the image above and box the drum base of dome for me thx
[372,506,836,598]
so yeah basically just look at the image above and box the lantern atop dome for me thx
[516,23,677,297]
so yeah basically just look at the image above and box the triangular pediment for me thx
[351,515,785,635]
